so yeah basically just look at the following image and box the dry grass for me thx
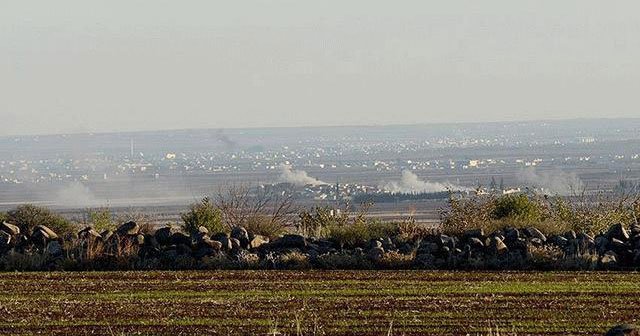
[441,192,640,236]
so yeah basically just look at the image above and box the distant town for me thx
[0,119,639,220]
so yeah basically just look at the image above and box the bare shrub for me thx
[215,184,295,232]
[548,191,640,235]
[297,206,349,237]
[116,210,156,234]
[274,251,311,270]
[440,194,496,235]
[396,216,435,241]
[243,214,286,240]
[377,251,414,269]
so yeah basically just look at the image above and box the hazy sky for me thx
[2,1,639,136]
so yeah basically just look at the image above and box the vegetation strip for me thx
[0,270,638,335]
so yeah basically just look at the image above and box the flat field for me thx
[0,271,638,335]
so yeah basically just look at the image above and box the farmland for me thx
[0,271,637,335]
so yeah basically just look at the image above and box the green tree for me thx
[6,204,75,236]
[491,194,543,222]
[87,208,116,232]
[181,197,224,235]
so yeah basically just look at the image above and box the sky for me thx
[1,1,640,136]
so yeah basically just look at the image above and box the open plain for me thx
[0,270,638,335]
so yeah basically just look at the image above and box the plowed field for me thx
[0,271,637,335]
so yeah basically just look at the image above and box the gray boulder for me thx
[548,235,568,247]
[601,251,618,267]
[200,238,223,251]
[249,235,268,249]
[367,246,385,261]
[610,238,630,252]
[116,221,139,236]
[154,226,177,245]
[170,232,192,246]
[34,225,59,240]
[595,236,609,254]
[564,230,577,240]
[231,226,250,247]
[46,241,63,256]
[212,233,233,250]
[32,225,58,246]
[381,237,396,251]
[78,227,101,241]
[275,234,307,249]
[468,237,484,249]
[524,227,546,242]
[101,230,113,242]
[606,223,629,242]
[230,237,241,250]
[605,324,640,336]
[0,222,20,236]
[417,241,440,255]
[369,239,383,249]
[488,236,508,255]
[503,227,520,242]
[0,230,12,248]
[463,228,484,240]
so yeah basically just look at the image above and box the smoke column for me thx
[382,170,468,193]
[278,164,326,186]
[517,167,584,195]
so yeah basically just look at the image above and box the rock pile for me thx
[1,220,640,271]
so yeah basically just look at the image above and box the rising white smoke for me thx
[517,167,584,195]
[55,182,103,207]
[278,164,326,186]
[382,170,468,194]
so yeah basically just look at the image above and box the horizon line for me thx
[2,116,639,139]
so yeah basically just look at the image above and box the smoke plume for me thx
[215,129,238,150]
[382,170,467,193]
[517,167,584,195]
[278,165,326,186]
[55,182,103,207]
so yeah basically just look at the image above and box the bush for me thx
[442,193,575,235]
[377,251,414,269]
[324,220,399,249]
[492,194,544,222]
[86,208,116,232]
[6,204,75,237]
[440,194,495,235]
[396,218,434,241]
[298,206,348,237]
[298,205,399,248]
[274,251,311,270]
[181,197,224,235]
[243,215,286,240]
[548,195,637,235]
